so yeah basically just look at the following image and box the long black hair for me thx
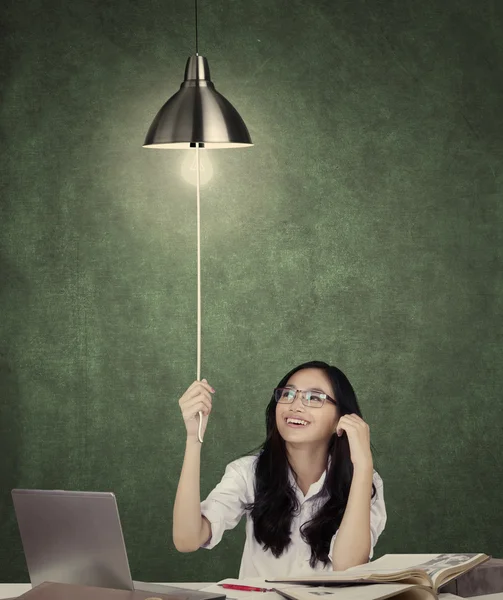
[246,360,375,568]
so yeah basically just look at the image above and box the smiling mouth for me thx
[285,417,310,427]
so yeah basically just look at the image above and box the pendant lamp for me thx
[144,0,253,442]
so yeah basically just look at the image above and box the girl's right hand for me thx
[178,379,215,441]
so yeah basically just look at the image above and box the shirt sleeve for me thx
[200,458,252,549]
[328,469,387,563]
[368,470,386,558]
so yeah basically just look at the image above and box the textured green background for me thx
[1,0,503,583]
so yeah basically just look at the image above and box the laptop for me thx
[11,489,225,600]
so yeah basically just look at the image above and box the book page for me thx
[344,556,441,575]
[201,578,285,600]
[346,553,486,588]
[411,554,485,587]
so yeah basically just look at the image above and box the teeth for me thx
[286,418,309,426]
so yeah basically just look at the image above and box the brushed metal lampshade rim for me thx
[143,55,253,149]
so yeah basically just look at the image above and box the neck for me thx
[286,441,330,495]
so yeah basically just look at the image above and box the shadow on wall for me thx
[0,254,26,582]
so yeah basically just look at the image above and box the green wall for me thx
[1,0,503,583]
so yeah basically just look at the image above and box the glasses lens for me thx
[275,388,295,403]
[304,392,324,408]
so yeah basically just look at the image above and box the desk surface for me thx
[1,584,503,600]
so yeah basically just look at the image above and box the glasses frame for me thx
[273,387,337,408]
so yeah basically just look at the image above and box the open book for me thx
[272,583,465,600]
[205,579,456,600]
[268,553,490,593]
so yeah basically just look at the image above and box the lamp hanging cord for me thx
[195,0,201,441]
[195,0,199,55]
[196,144,204,443]
[195,0,201,440]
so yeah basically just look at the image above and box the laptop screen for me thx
[12,489,134,590]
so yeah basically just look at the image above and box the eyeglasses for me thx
[274,387,337,409]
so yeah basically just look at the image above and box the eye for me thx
[308,393,324,406]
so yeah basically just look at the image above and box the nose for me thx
[291,391,305,412]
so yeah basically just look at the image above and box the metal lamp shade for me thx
[144,55,253,149]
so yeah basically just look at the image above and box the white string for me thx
[196,144,204,443]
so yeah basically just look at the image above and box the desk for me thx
[1,584,502,600]
[0,582,207,599]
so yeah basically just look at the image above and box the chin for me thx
[279,429,314,442]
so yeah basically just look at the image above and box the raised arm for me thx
[331,464,373,569]
[330,414,374,570]
[173,379,215,552]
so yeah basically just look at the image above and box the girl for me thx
[173,360,386,578]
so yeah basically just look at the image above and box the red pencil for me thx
[220,584,274,592]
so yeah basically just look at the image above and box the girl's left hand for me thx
[336,414,373,471]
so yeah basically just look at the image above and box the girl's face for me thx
[275,368,339,446]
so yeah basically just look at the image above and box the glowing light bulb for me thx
[181,149,214,186]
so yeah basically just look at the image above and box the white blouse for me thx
[200,455,387,579]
